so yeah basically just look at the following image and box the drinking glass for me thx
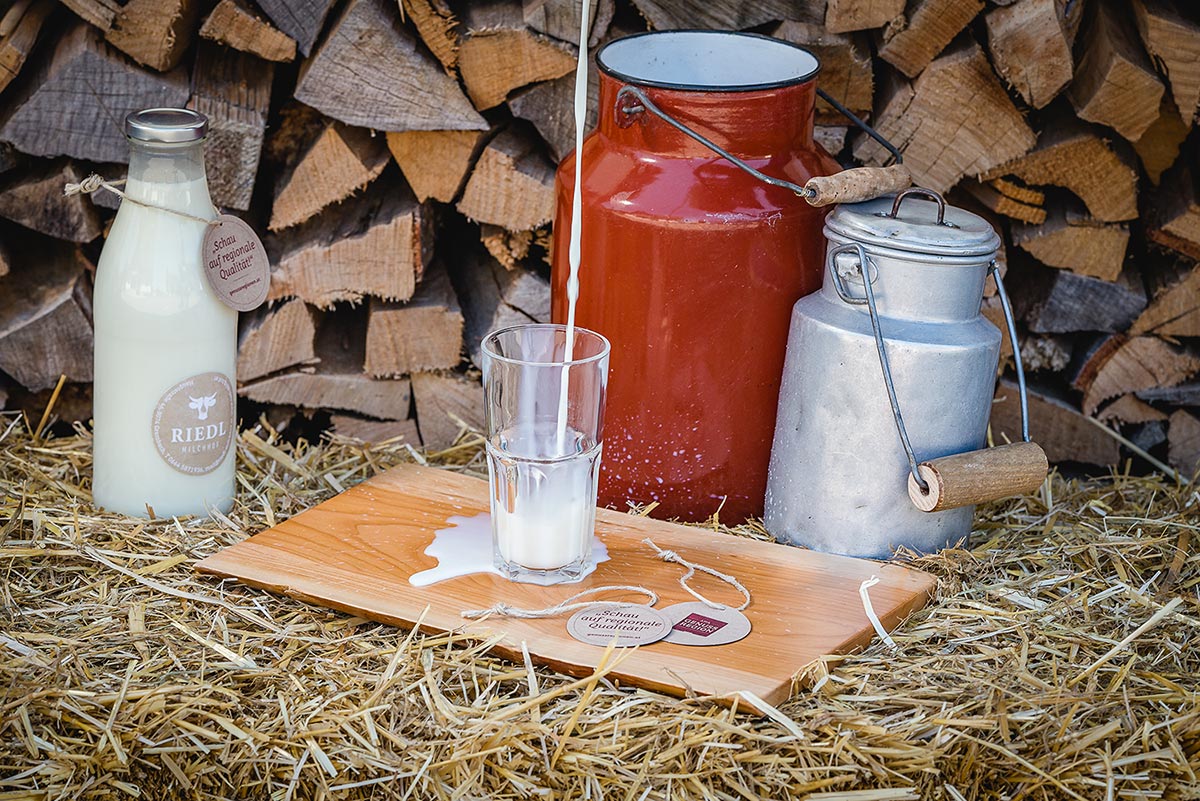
[481,323,610,585]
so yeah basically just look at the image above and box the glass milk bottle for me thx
[93,109,237,517]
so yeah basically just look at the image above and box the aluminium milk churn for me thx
[764,188,1028,557]
[550,30,842,523]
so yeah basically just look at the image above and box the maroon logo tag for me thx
[672,612,728,637]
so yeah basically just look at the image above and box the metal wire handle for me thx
[614,85,903,201]
[828,244,1032,494]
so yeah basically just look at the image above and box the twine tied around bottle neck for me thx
[64,174,219,227]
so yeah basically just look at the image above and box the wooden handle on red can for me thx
[804,164,912,207]
[908,441,1048,513]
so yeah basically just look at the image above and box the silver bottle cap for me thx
[124,108,208,143]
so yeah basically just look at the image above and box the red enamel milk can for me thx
[551,30,845,522]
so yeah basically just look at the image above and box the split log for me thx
[1071,335,1200,416]
[978,114,1138,222]
[1168,409,1200,475]
[295,0,486,132]
[0,228,12,277]
[1133,96,1191,185]
[188,44,273,212]
[236,298,318,383]
[1098,394,1168,424]
[0,23,189,164]
[385,129,483,203]
[815,126,849,155]
[0,143,18,175]
[1019,334,1072,373]
[960,179,1046,224]
[509,65,599,163]
[629,0,804,30]
[0,0,54,94]
[984,0,1081,108]
[269,121,388,232]
[1130,259,1200,338]
[1143,160,1200,261]
[524,0,614,48]
[989,177,1045,207]
[1132,0,1200,124]
[268,183,432,308]
[458,1,576,111]
[0,160,102,242]
[6,381,93,426]
[771,20,874,122]
[411,371,484,450]
[1016,268,1146,334]
[57,0,120,31]
[262,102,326,170]
[826,0,905,33]
[365,263,464,377]
[878,0,985,79]
[105,0,201,72]
[241,310,413,420]
[458,122,556,232]
[1129,420,1168,452]
[331,414,422,445]
[450,247,550,369]
[1138,383,1200,406]
[400,0,459,72]
[852,40,1035,193]
[1067,1,1165,142]
[0,242,92,392]
[1011,205,1129,282]
[199,0,297,63]
[254,0,338,56]
[990,379,1119,465]
[480,224,533,270]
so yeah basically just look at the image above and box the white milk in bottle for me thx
[93,109,237,517]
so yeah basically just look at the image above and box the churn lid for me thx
[825,188,1000,258]
[125,108,209,143]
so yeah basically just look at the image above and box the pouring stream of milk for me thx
[556,0,590,450]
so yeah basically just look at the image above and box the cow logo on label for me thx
[151,372,235,475]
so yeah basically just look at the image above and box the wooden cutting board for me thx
[196,463,935,709]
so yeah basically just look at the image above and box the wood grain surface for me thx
[196,463,936,709]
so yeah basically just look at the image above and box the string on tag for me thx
[461,585,658,620]
[64,174,219,227]
[858,576,898,651]
[642,538,751,611]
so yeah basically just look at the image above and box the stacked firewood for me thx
[0,0,1197,476]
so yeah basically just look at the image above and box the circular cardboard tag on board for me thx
[567,606,673,647]
[202,214,270,312]
[660,602,752,646]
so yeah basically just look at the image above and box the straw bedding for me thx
[1,411,1197,800]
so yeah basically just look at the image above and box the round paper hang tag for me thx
[567,606,673,647]
[202,214,270,312]
[660,602,752,646]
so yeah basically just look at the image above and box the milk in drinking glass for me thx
[93,109,237,517]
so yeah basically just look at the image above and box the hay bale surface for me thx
[0,411,1197,799]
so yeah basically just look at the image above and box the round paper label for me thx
[567,605,673,647]
[202,214,270,312]
[151,372,235,475]
[660,602,752,646]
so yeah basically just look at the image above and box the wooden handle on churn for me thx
[804,164,912,207]
[908,441,1048,513]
